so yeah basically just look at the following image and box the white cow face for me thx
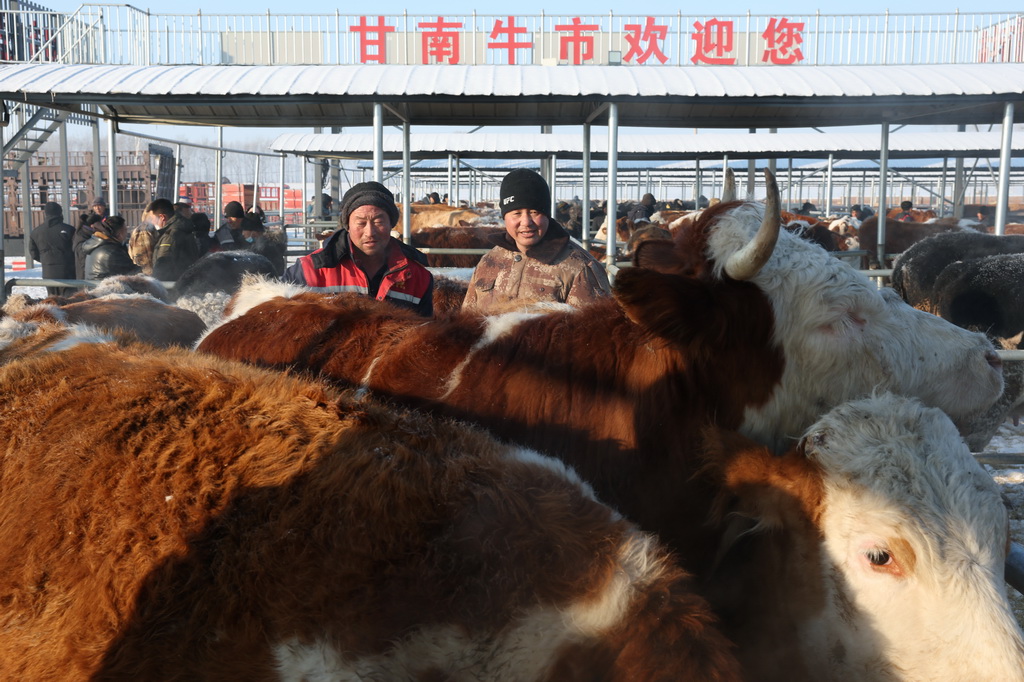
[808,394,1024,680]
[706,201,1003,453]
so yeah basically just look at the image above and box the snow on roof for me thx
[2,63,1022,128]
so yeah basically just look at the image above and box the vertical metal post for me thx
[252,155,260,209]
[939,157,948,215]
[301,155,310,240]
[550,155,557,218]
[878,123,891,267]
[59,122,70,216]
[1,119,6,301]
[373,102,384,184]
[278,153,286,225]
[214,127,223,230]
[454,156,461,206]
[694,158,702,204]
[747,128,756,197]
[312,127,323,219]
[173,143,182,202]
[787,160,793,209]
[91,119,102,200]
[446,154,453,205]
[825,153,834,215]
[995,102,1014,235]
[606,103,619,275]
[402,121,411,243]
[582,122,591,247]
[106,119,117,214]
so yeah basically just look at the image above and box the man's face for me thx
[92,204,106,216]
[504,208,549,252]
[348,204,393,259]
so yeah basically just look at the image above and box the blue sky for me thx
[43,2,983,19]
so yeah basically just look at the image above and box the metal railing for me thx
[1,7,1021,68]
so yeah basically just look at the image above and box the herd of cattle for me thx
[3,171,1024,679]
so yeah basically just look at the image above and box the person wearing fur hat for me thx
[283,181,433,317]
[29,201,77,295]
[81,215,141,281]
[462,169,610,313]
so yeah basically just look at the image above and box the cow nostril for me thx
[986,350,1003,371]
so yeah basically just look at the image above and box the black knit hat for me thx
[43,201,62,218]
[499,169,550,217]
[224,201,245,219]
[340,181,399,228]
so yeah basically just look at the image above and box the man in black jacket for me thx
[29,202,76,295]
[148,198,200,282]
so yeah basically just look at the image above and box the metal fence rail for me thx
[1,7,1020,68]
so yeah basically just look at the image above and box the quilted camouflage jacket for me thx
[462,219,610,313]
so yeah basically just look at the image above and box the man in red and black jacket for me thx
[283,181,433,317]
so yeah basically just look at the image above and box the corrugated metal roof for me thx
[1,63,1023,128]
[271,131,1024,161]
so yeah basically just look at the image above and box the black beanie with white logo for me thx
[499,169,550,217]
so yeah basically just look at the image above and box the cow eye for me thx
[866,548,892,566]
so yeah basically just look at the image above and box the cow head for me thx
[706,393,1024,680]
[623,170,1003,453]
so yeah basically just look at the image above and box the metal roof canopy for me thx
[272,131,1024,161]
[2,63,1024,129]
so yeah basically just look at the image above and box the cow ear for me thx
[613,267,719,346]
[703,427,824,530]
[632,238,681,272]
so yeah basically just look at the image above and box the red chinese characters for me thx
[554,17,600,65]
[623,17,668,64]
[488,16,533,65]
[691,19,736,65]
[762,17,804,65]
[418,17,463,65]
[350,16,396,64]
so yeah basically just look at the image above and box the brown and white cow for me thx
[198,172,1003,578]
[704,393,1024,680]
[0,321,741,681]
[6,293,205,348]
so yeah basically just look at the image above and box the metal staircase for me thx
[2,103,71,174]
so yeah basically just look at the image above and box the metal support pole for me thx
[606,103,619,275]
[106,119,117,215]
[91,120,102,200]
[454,156,461,206]
[694,158,702,204]
[995,102,1014,235]
[278,154,286,225]
[253,155,260,209]
[373,102,384,184]
[174,143,182,203]
[825,153,834,215]
[312,127,323,219]
[582,122,591,247]
[550,155,557,218]
[447,154,453,205]
[878,123,891,267]
[59,122,70,216]
[402,121,411,243]
[787,160,793,209]
[747,128,756,197]
[214,127,223,230]
[939,157,948,215]
[1,120,6,301]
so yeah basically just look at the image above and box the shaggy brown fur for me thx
[8,296,205,348]
[0,331,740,681]
[198,201,785,579]
[857,215,966,267]
[128,225,157,275]
[431,274,468,317]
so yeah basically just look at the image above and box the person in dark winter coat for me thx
[627,193,657,223]
[214,201,251,251]
[283,182,433,317]
[30,202,77,295]
[81,215,141,281]
[149,198,200,282]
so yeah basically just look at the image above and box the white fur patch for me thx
[272,531,659,681]
[439,311,546,399]
[195,276,309,346]
[44,324,116,352]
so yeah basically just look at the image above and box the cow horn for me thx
[724,169,781,281]
[721,168,736,203]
